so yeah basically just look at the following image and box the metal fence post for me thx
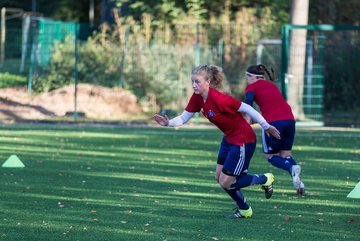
[0,8,6,67]
[73,23,79,122]
[195,23,200,66]
[280,24,289,100]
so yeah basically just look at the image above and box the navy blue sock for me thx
[230,174,267,189]
[224,188,249,210]
[268,155,292,174]
[285,156,297,166]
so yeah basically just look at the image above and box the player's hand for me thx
[244,114,254,125]
[265,125,281,139]
[215,164,223,183]
[153,114,169,126]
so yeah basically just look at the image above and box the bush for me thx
[31,6,280,111]
[32,28,216,112]
[123,43,206,110]
[0,72,27,88]
[32,34,122,93]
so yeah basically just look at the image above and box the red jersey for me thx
[245,79,294,122]
[185,88,256,146]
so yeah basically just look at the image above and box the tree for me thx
[1,0,102,23]
[309,0,360,24]
[286,0,309,120]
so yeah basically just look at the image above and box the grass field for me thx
[0,124,359,241]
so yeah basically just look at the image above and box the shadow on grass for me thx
[0,125,359,241]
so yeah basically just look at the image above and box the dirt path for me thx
[0,84,143,123]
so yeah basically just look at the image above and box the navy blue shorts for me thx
[217,138,256,176]
[262,120,295,154]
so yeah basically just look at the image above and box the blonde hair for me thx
[191,64,227,92]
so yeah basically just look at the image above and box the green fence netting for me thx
[1,20,360,126]
[281,24,360,125]
[37,19,76,66]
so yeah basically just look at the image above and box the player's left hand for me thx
[266,125,281,139]
[244,114,254,125]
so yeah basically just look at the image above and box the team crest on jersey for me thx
[207,110,215,118]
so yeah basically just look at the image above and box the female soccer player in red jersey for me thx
[154,64,281,218]
[244,64,305,195]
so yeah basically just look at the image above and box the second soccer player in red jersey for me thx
[244,64,305,195]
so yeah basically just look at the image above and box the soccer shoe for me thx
[291,165,302,189]
[262,173,274,199]
[297,181,305,195]
[227,207,253,219]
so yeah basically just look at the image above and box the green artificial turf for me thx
[0,125,359,241]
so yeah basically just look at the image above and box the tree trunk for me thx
[287,0,309,120]
[222,0,231,67]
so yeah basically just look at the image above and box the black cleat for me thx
[227,207,253,219]
[262,173,274,199]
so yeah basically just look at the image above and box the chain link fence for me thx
[281,24,360,126]
[1,18,359,126]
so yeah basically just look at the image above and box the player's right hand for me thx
[153,114,169,126]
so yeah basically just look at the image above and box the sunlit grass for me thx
[0,124,359,241]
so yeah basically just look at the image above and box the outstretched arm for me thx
[238,102,281,139]
[153,111,195,127]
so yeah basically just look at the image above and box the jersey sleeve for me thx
[244,91,255,106]
[185,93,202,112]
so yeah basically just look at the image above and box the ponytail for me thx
[258,64,275,82]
